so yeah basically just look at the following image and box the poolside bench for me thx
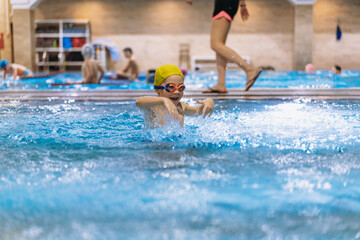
[191,56,251,71]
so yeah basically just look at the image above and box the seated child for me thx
[136,64,214,127]
[113,47,139,81]
[0,59,34,80]
[81,44,105,84]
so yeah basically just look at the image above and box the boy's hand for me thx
[162,98,179,120]
[185,0,192,5]
[196,99,214,118]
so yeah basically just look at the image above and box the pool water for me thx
[1,99,360,239]
[192,70,360,89]
[1,70,360,90]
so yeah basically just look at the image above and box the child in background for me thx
[114,47,139,81]
[136,64,214,128]
[305,63,315,74]
[81,43,105,84]
[51,44,104,87]
[331,65,342,75]
[0,59,34,80]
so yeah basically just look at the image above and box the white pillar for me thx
[294,5,314,70]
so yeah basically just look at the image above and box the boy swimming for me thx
[0,59,33,80]
[136,64,214,127]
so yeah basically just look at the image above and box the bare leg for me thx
[214,52,227,91]
[203,52,228,92]
[210,18,260,88]
[114,72,138,82]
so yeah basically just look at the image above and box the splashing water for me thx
[1,99,360,239]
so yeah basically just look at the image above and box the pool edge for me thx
[2,88,360,101]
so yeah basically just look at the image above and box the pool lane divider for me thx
[2,88,360,101]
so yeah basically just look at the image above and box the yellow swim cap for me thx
[154,64,184,91]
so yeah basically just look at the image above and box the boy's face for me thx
[124,51,132,58]
[157,75,184,105]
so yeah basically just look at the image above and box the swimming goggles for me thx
[154,83,186,93]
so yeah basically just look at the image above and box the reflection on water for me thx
[1,99,360,239]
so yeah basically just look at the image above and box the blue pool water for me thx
[1,70,360,90]
[1,99,360,239]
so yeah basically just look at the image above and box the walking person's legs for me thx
[205,17,261,92]
[203,18,230,93]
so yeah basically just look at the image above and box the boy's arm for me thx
[122,61,130,73]
[182,103,198,116]
[183,98,214,117]
[136,96,169,108]
[136,97,179,119]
